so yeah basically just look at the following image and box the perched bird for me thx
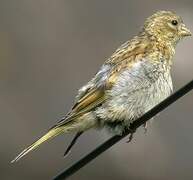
[11,10,191,163]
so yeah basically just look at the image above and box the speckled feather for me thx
[11,11,191,163]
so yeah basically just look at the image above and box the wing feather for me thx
[55,39,148,127]
[55,65,113,127]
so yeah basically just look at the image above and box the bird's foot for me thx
[143,122,148,134]
[126,128,136,143]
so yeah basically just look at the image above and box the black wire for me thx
[53,79,193,180]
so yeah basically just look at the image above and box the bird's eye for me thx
[171,20,178,26]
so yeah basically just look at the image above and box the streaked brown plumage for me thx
[11,11,191,163]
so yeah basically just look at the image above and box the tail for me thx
[11,112,97,163]
[11,127,63,163]
[64,132,83,157]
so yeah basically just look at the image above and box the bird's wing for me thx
[66,86,106,120]
[54,64,116,127]
[55,39,149,128]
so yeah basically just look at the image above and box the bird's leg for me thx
[126,128,136,143]
[143,122,148,133]
[143,117,155,133]
[64,132,83,157]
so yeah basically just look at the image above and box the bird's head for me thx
[143,11,191,45]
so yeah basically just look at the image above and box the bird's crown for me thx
[143,11,191,45]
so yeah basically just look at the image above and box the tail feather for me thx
[11,127,63,163]
[64,132,83,157]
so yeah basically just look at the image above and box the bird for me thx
[11,10,191,163]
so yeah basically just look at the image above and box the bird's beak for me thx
[179,24,192,37]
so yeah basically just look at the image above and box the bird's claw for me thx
[143,122,148,134]
[126,128,136,143]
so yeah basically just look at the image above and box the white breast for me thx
[96,60,173,128]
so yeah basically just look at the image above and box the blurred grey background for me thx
[0,0,193,180]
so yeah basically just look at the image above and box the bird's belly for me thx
[139,75,173,114]
[96,71,173,132]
